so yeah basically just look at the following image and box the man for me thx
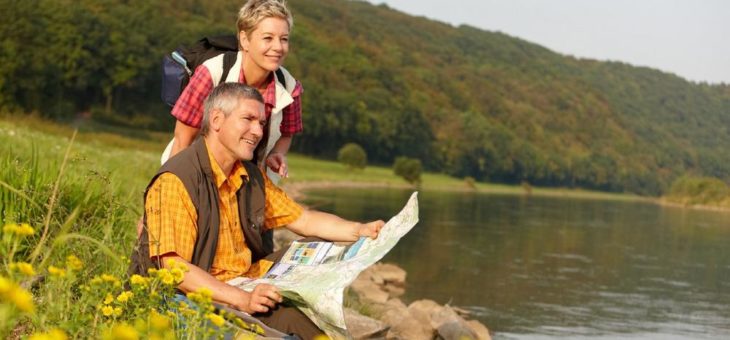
[140,83,384,338]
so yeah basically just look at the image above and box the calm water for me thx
[302,188,730,339]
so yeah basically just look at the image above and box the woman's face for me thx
[240,17,290,74]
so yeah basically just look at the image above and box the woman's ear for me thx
[238,31,249,52]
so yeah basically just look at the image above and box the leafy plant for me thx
[337,143,367,170]
[393,157,422,185]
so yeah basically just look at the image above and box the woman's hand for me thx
[266,152,288,178]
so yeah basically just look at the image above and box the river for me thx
[302,188,730,339]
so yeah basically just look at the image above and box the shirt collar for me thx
[239,69,276,109]
[204,140,248,191]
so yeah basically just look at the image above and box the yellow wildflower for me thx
[170,268,185,283]
[149,310,171,331]
[147,268,158,276]
[206,313,226,327]
[187,287,213,307]
[91,276,103,285]
[102,305,114,317]
[28,328,68,340]
[2,222,15,234]
[16,223,35,236]
[104,293,114,305]
[186,291,199,302]
[48,265,66,278]
[158,270,175,286]
[1,277,35,313]
[0,276,11,294]
[10,262,36,276]
[113,306,123,317]
[65,255,83,271]
[104,323,139,340]
[129,274,149,288]
[101,274,118,282]
[164,258,188,272]
[10,285,35,313]
[3,222,35,236]
[116,291,133,303]
[198,287,212,300]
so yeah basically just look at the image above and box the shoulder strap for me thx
[276,66,297,94]
[275,69,286,89]
[220,51,237,85]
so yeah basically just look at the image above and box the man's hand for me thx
[266,152,288,178]
[238,283,283,314]
[358,220,385,239]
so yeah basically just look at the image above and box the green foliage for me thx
[666,175,730,206]
[1,0,729,195]
[0,119,267,339]
[337,143,367,170]
[464,176,476,190]
[393,157,422,185]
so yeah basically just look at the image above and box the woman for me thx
[166,0,303,183]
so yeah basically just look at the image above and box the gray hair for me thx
[200,83,265,136]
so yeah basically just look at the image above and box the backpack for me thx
[161,35,286,107]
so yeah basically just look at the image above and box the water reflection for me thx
[302,188,730,339]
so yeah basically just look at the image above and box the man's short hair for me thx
[237,0,293,36]
[200,83,265,136]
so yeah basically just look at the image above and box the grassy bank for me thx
[285,153,647,203]
[0,115,650,338]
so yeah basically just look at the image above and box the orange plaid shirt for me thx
[145,142,302,281]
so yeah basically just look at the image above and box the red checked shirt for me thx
[171,65,303,136]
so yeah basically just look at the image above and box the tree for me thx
[337,143,367,170]
[393,157,422,185]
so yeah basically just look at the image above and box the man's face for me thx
[214,98,266,161]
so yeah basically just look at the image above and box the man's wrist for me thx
[233,289,252,313]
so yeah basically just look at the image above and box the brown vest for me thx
[128,138,270,276]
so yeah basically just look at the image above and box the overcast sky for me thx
[364,0,729,84]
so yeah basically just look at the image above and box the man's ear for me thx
[209,109,225,132]
[239,31,249,52]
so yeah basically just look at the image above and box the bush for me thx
[464,176,476,190]
[667,175,729,205]
[393,157,422,185]
[337,143,367,170]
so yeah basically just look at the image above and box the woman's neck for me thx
[241,56,271,91]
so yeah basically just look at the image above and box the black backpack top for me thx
[161,35,286,108]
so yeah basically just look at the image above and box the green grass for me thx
[0,114,652,338]
[1,116,267,338]
[285,153,646,202]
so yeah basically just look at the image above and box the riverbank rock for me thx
[273,228,300,251]
[344,308,389,339]
[351,263,407,301]
[348,262,492,340]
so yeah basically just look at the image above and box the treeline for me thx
[2,0,729,195]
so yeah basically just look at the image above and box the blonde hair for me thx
[236,0,293,35]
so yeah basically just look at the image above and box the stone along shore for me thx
[273,230,491,340]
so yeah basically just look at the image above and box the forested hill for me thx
[2,0,729,195]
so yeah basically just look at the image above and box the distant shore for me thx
[282,180,730,214]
